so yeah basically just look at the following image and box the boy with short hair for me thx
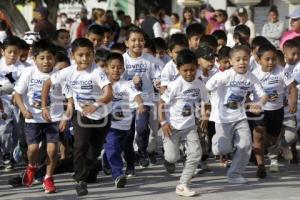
[42,38,113,196]
[212,30,227,51]
[159,49,209,197]
[152,37,170,64]
[14,39,65,193]
[217,46,231,71]
[53,29,70,50]
[206,45,268,184]
[86,24,104,50]
[186,23,205,51]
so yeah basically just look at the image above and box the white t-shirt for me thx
[206,68,265,123]
[51,63,112,120]
[160,59,179,87]
[284,63,300,117]
[161,76,209,130]
[252,65,293,111]
[111,80,140,130]
[244,20,256,39]
[151,56,165,102]
[14,67,64,123]
[198,66,219,84]
[249,56,259,72]
[122,52,156,106]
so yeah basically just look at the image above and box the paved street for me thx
[0,156,300,200]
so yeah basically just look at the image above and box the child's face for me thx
[2,45,20,65]
[229,50,250,74]
[96,60,106,68]
[178,63,197,82]
[197,57,214,71]
[19,49,29,63]
[34,51,55,73]
[284,47,300,65]
[218,57,231,70]
[103,32,112,47]
[72,47,94,70]
[55,61,69,70]
[188,35,201,50]
[86,33,103,49]
[125,32,145,56]
[169,45,186,62]
[105,59,124,82]
[258,51,277,72]
[57,32,70,48]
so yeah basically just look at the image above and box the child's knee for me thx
[212,136,232,155]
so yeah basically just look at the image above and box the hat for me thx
[287,7,300,19]
[194,46,216,60]
[23,31,41,45]
[237,7,247,16]
[34,6,48,17]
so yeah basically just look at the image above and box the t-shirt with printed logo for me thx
[14,66,64,123]
[206,68,265,123]
[51,63,112,120]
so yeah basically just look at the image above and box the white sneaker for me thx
[269,159,279,172]
[176,184,198,197]
[280,147,293,161]
[228,175,248,184]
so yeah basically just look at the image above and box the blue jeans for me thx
[135,106,151,154]
[104,128,133,180]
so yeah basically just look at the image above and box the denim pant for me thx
[213,119,252,178]
[104,128,134,180]
[135,105,151,154]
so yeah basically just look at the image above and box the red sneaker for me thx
[43,176,57,193]
[22,165,37,187]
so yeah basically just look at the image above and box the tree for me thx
[0,0,86,36]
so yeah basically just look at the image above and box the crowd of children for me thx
[0,5,299,198]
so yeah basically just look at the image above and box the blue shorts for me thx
[24,122,60,145]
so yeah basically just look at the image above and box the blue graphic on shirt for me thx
[112,105,124,121]
[225,87,245,109]
[181,103,192,117]
[264,87,278,100]
[76,94,95,108]
[32,91,50,109]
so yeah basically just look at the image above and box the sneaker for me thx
[269,159,279,172]
[256,165,267,179]
[4,160,14,171]
[164,160,175,174]
[125,168,135,177]
[175,184,197,197]
[228,175,248,184]
[8,173,23,187]
[43,177,57,193]
[148,152,157,165]
[22,165,37,187]
[114,175,127,188]
[75,181,88,196]
[280,147,293,161]
[2,154,10,165]
[139,155,150,168]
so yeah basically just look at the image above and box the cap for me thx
[194,46,216,60]
[287,7,300,19]
[23,31,41,45]
[237,7,247,16]
[34,6,49,17]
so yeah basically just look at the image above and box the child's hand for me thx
[81,104,97,116]
[249,103,262,115]
[22,110,33,119]
[162,123,172,137]
[59,120,67,132]
[137,105,146,114]
[132,76,141,85]
[154,80,161,90]
[42,108,52,122]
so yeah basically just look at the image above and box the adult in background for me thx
[262,6,285,48]
[141,6,163,39]
[33,6,55,39]
[236,7,255,41]
[280,7,300,49]
[181,7,198,32]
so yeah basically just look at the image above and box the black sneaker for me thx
[164,160,175,174]
[75,181,88,196]
[114,175,127,188]
[125,167,135,177]
[148,152,157,165]
[256,165,267,179]
[139,153,150,168]
[8,173,23,187]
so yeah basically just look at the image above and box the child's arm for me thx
[287,80,298,114]
[41,79,52,122]
[14,92,33,119]
[158,99,172,137]
[134,94,146,114]
[58,97,74,132]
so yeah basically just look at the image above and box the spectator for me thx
[141,6,163,39]
[33,6,56,39]
[169,13,182,35]
[280,7,300,49]
[225,14,240,47]
[236,7,255,40]
[181,7,198,31]
[262,6,285,48]
[70,7,88,41]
